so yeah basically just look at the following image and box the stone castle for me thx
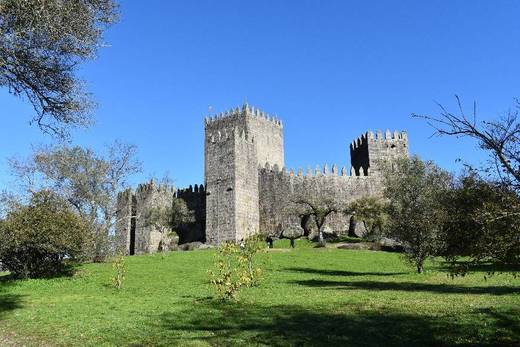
[116,104,409,254]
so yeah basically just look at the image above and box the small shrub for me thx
[0,190,91,278]
[238,235,267,287]
[209,242,242,301]
[209,236,269,301]
[112,253,126,290]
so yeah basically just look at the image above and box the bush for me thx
[347,197,388,241]
[112,253,126,290]
[0,190,91,278]
[238,235,267,287]
[209,236,268,301]
[209,241,243,301]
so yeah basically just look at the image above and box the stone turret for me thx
[350,130,408,177]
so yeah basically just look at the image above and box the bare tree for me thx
[0,0,118,138]
[413,96,520,190]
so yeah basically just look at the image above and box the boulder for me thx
[348,216,367,238]
[378,238,404,253]
[178,241,203,251]
[282,224,304,239]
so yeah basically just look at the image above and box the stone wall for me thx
[176,185,206,243]
[115,188,134,254]
[115,181,206,255]
[134,181,175,254]
[258,164,383,237]
[204,122,237,244]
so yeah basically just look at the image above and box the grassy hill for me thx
[0,240,519,346]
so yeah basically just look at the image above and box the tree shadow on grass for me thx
[0,294,23,320]
[291,279,520,295]
[284,267,408,277]
[155,301,517,346]
[437,262,520,275]
[0,280,24,321]
[0,264,78,281]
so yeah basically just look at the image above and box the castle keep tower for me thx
[350,130,408,177]
[204,104,284,244]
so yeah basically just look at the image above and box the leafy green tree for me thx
[8,142,141,261]
[347,197,388,241]
[0,190,91,278]
[0,0,118,138]
[415,96,520,273]
[383,156,452,273]
[144,198,195,251]
[292,197,340,246]
[443,172,520,274]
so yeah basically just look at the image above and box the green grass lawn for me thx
[0,241,519,346]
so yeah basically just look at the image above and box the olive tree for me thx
[383,156,452,273]
[144,198,195,251]
[347,197,388,241]
[414,97,520,273]
[0,0,118,138]
[8,141,141,261]
[291,197,341,246]
[443,172,520,274]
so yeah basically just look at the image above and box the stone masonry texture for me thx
[115,103,409,253]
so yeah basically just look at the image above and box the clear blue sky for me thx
[1,0,520,189]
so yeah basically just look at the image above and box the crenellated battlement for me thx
[350,129,409,177]
[259,162,371,180]
[204,103,283,128]
[176,184,205,196]
[135,179,175,195]
[350,129,408,151]
[117,188,134,201]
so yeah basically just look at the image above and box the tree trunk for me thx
[318,230,325,246]
[290,239,295,248]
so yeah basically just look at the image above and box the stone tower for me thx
[115,180,175,255]
[204,104,284,244]
[350,130,409,177]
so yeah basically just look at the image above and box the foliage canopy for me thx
[0,0,118,137]
[0,190,91,278]
[383,156,452,273]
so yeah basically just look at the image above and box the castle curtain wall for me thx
[258,166,383,236]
